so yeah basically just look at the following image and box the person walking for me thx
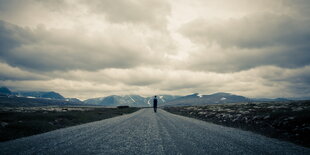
[153,96,158,113]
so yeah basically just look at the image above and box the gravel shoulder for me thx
[0,106,139,142]
[164,101,310,147]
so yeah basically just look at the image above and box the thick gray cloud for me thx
[0,61,48,80]
[181,13,310,48]
[0,20,163,71]
[0,0,310,99]
[180,12,310,72]
[184,45,310,72]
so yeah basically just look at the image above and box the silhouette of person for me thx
[153,96,158,113]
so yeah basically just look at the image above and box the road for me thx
[0,109,309,155]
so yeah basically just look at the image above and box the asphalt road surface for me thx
[0,109,309,155]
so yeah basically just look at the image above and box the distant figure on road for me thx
[153,96,158,113]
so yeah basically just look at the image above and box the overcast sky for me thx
[0,0,310,100]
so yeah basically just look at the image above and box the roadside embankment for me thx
[164,101,310,147]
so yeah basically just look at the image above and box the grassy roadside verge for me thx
[163,101,310,148]
[0,107,139,142]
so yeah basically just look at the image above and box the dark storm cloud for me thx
[257,66,310,97]
[0,20,157,72]
[0,61,48,80]
[186,45,310,73]
[261,66,310,86]
[0,20,33,51]
[181,13,310,48]
[181,13,310,72]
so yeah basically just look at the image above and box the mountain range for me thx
[163,92,250,106]
[13,91,65,100]
[0,86,65,99]
[0,87,83,107]
[83,93,250,107]
[83,92,308,107]
[84,95,180,107]
[1,86,309,107]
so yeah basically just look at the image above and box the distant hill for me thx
[163,93,250,106]
[0,87,84,107]
[14,91,65,100]
[0,87,12,95]
[289,97,310,100]
[251,98,291,102]
[0,96,84,107]
[84,95,146,107]
[65,98,83,103]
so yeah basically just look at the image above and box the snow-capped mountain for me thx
[84,95,180,107]
[163,92,250,106]
[13,91,65,100]
[0,87,83,106]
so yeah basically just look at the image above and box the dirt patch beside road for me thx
[0,106,139,142]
